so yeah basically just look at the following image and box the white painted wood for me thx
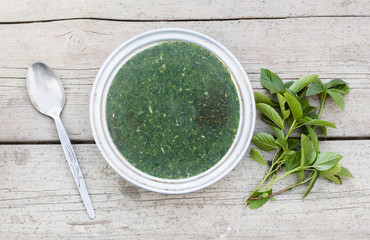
[0,1,368,239]
[0,18,369,141]
[1,0,369,22]
[0,141,368,239]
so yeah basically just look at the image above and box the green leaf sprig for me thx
[245,68,353,209]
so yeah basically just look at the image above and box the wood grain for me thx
[0,18,369,142]
[1,0,370,22]
[0,141,369,239]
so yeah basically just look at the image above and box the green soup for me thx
[106,41,240,179]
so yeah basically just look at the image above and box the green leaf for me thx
[327,89,345,110]
[288,138,300,150]
[307,106,318,114]
[303,170,319,198]
[334,84,350,94]
[260,68,285,93]
[313,152,343,171]
[247,199,270,209]
[252,132,278,151]
[325,79,347,89]
[248,199,269,209]
[284,92,303,120]
[306,151,317,165]
[297,170,305,181]
[261,193,269,198]
[324,175,342,185]
[321,126,327,138]
[247,189,272,209]
[320,163,342,177]
[258,188,272,194]
[284,81,294,89]
[299,116,311,123]
[300,99,310,114]
[301,134,312,166]
[250,148,265,166]
[299,116,311,122]
[256,103,284,130]
[306,79,324,96]
[276,93,286,108]
[261,114,277,127]
[282,110,290,121]
[287,89,299,99]
[297,87,308,100]
[276,139,288,149]
[271,126,285,141]
[285,151,301,172]
[300,100,317,116]
[276,93,290,121]
[254,92,278,107]
[300,101,317,118]
[306,111,318,120]
[286,150,296,155]
[289,74,319,93]
[336,166,354,178]
[306,126,319,155]
[304,119,336,128]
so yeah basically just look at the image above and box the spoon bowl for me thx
[26,62,65,118]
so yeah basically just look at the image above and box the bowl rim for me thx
[90,28,256,194]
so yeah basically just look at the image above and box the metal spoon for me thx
[26,62,95,219]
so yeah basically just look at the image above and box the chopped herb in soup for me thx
[106,41,240,179]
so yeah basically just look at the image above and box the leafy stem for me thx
[246,69,352,209]
[246,151,288,203]
[247,174,313,200]
[258,166,309,192]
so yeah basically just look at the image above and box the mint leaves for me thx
[313,152,342,171]
[256,103,284,129]
[306,78,350,110]
[284,92,303,120]
[289,74,318,93]
[252,133,277,151]
[245,69,352,209]
[260,68,285,93]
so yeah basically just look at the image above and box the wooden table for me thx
[1,1,370,239]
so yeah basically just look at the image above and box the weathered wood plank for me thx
[1,0,370,22]
[0,18,369,141]
[0,141,368,239]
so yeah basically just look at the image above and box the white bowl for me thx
[90,28,255,194]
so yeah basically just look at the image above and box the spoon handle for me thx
[53,116,96,219]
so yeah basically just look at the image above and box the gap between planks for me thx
[0,15,370,25]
